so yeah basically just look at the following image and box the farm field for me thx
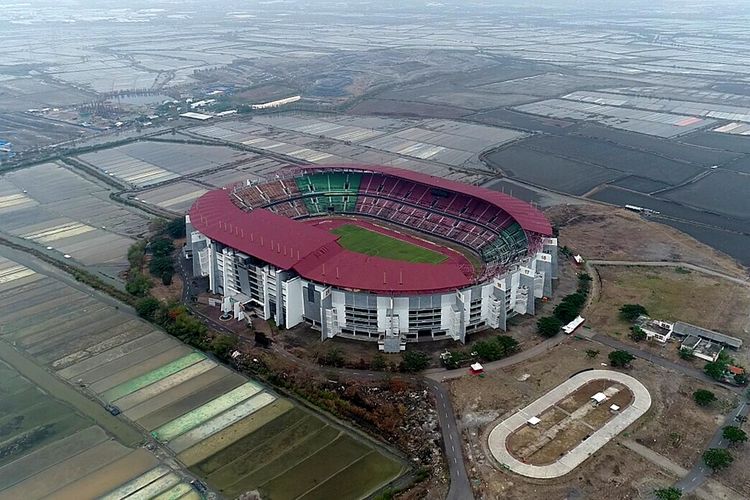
[332,223,448,264]
[0,252,405,500]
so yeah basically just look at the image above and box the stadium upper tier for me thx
[189,165,551,294]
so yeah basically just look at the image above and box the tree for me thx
[702,448,733,471]
[496,336,519,354]
[705,360,728,381]
[165,217,186,239]
[678,348,695,361]
[370,353,387,371]
[150,237,174,257]
[135,297,161,321]
[149,255,174,277]
[654,487,682,500]
[161,270,173,286]
[619,304,648,322]
[722,426,748,445]
[630,325,647,342]
[735,372,749,386]
[608,350,635,368]
[400,351,430,373]
[125,272,152,297]
[693,389,717,407]
[210,334,238,360]
[474,340,503,361]
[319,348,345,368]
[537,316,563,337]
[585,349,600,359]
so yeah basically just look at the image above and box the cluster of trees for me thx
[700,426,747,473]
[125,217,185,295]
[442,336,519,369]
[704,352,747,385]
[135,297,237,360]
[537,273,592,337]
[400,351,431,373]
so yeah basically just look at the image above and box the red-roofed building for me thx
[187,165,557,352]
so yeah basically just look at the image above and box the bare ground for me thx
[448,342,736,499]
[587,265,750,366]
[546,204,747,278]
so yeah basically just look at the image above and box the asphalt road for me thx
[423,379,473,500]
[675,401,749,493]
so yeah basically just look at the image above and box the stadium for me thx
[186,165,557,352]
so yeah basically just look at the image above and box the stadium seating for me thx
[234,170,527,265]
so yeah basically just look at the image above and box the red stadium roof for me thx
[189,190,339,270]
[189,165,552,294]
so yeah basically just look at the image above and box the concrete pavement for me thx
[487,370,651,479]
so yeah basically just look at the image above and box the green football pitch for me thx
[331,224,448,264]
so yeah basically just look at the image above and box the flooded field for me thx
[0,254,405,499]
[0,162,149,271]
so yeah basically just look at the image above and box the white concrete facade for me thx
[188,226,556,350]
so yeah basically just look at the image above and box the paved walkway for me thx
[487,370,651,479]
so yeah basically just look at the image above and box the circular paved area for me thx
[487,369,651,479]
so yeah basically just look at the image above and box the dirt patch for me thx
[449,341,735,498]
[546,203,747,277]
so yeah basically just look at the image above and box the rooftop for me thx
[673,321,742,349]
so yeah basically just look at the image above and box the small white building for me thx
[591,392,607,406]
[527,416,541,426]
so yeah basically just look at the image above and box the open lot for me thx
[0,252,405,500]
[449,341,740,499]
[546,203,748,277]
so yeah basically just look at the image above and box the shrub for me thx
[400,351,430,373]
[654,487,681,500]
[608,350,635,368]
[619,304,648,322]
[722,426,748,444]
[702,448,733,471]
[125,272,152,297]
[537,316,563,337]
[693,389,716,407]
[630,325,647,342]
[135,297,161,321]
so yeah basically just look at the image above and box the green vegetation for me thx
[400,351,431,373]
[537,316,563,337]
[704,352,731,381]
[693,389,717,407]
[678,348,695,361]
[629,325,647,342]
[722,426,747,445]
[552,273,592,324]
[125,271,152,297]
[370,353,387,371]
[608,350,635,368]
[702,448,733,471]
[318,348,345,368]
[473,336,519,362]
[654,486,682,500]
[619,303,648,322]
[331,224,447,264]
[441,336,519,369]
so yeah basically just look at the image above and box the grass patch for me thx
[331,224,447,264]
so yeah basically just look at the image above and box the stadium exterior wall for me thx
[188,214,557,351]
